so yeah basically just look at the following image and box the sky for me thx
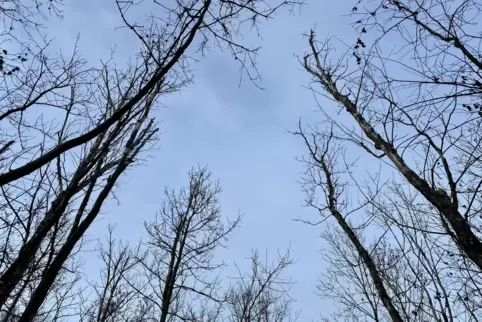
[43,0,362,320]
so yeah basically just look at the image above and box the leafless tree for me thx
[0,0,301,319]
[297,0,482,320]
[297,124,482,321]
[225,248,298,322]
[78,224,142,322]
[125,166,240,322]
[296,126,405,322]
[79,167,297,322]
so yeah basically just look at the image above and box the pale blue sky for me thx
[43,0,363,319]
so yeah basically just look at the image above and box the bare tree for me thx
[0,0,302,186]
[297,0,482,320]
[297,123,482,321]
[0,0,301,319]
[125,166,240,322]
[79,168,298,322]
[301,0,482,271]
[79,224,142,322]
[225,248,298,322]
[296,126,404,322]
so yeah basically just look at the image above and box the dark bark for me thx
[296,127,404,322]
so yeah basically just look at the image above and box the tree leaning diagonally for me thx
[297,0,482,320]
[0,0,301,319]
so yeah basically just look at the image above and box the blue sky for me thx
[44,0,362,319]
